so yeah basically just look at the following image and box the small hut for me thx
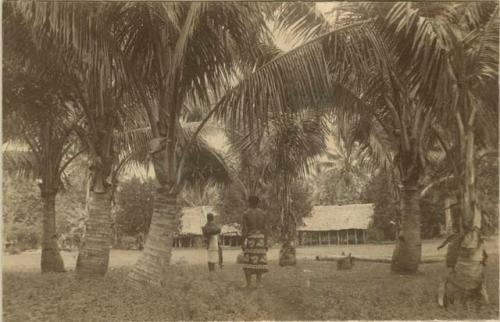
[297,204,374,246]
[173,206,241,247]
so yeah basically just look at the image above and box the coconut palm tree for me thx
[229,111,327,266]
[272,113,327,266]
[2,91,82,273]
[10,2,254,280]
[3,11,86,273]
[106,3,279,286]
[11,1,145,275]
[215,1,498,274]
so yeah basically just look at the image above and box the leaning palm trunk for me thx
[391,184,422,273]
[438,106,489,305]
[128,132,180,286]
[76,189,113,275]
[40,190,65,273]
[128,191,180,287]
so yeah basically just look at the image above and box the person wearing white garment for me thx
[202,213,221,272]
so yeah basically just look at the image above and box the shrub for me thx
[6,245,21,255]
[7,223,40,250]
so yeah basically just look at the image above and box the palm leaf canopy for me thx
[116,2,273,110]
[11,1,137,138]
[214,18,386,134]
[3,19,85,182]
[229,110,328,182]
[216,2,498,178]
[113,122,231,188]
[273,2,332,42]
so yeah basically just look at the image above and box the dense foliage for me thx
[3,172,86,251]
[114,178,155,238]
[362,171,442,241]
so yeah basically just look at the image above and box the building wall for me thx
[221,235,241,247]
[298,229,366,246]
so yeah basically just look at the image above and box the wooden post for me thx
[355,230,358,244]
[363,230,366,244]
[337,231,339,244]
[319,232,322,245]
[346,230,349,245]
[328,231,331,245]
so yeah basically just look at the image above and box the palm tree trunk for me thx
[40,190,65,273]
[128,191,180,287]
[391,184,422,274]
[279,177,297,266]
[76,189,113,275]
[463,128,480,229]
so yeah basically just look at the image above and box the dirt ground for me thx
[3,238,498,272]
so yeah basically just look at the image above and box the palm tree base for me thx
[76,191,112,276]
[41,246,65,273]
[279,244,297,266]
[390,238,421,274]
[128,191,180,288]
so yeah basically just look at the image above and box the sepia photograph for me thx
[2,1,499,321]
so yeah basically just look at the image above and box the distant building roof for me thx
[298,204,374,231]
[179,206,240,236]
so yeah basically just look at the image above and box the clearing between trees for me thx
[4,246,498,321]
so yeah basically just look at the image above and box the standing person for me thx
[202,213,221,272]
[241,196,269,288]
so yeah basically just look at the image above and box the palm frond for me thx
[215,20,386,134]
[274,2,332,42]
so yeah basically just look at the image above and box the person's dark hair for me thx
[248,195,259,208]
[207,213,214,222]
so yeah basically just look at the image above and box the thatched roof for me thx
[298,204,374,231]
[179,206,240,236]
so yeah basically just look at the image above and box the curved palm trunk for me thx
[40,191,65,273]
[128,126,180,286]
[76,189,113,275]
[128,191,180,287]
[441,114,488,304]
[391,184,422,274]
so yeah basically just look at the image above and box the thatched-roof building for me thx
[297,204,374,246]
[173,206,241,247]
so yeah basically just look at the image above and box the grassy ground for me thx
[4,256,498,321]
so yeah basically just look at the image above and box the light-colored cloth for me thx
[207,234,219,264]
